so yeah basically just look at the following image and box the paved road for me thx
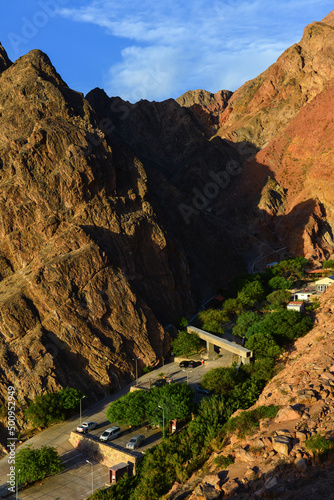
[0,354,234,499]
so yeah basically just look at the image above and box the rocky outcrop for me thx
[216,16,334,150]
[176,89,233,136]
[86,89,245,298]
[0,44,12,73]
[0,48,195,405]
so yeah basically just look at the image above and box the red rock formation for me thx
[216,17,334,149]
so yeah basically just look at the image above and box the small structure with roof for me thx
[287,301,305,313]
[315,275,334,292]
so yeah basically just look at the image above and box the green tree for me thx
[16,445,63,486]
[147,383,194,429]
[58,387,84,410]
[232,311,259,337]
[245,332,282,359]
[268,276,292,290]
[237,280,265,309]
[222,298,241,316]
[197,309,229,335]
[201,367,245,396]
[271,257,309,281]
[171,331,201,357]
[106,390,150,427]
[24,393,65,428]
[266,289,292,309]
[24,388,85,428]
[246,310,312,345]
[323,260,334,269]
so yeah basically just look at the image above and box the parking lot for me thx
[0,355,234,499]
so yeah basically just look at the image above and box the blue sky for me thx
[0,1,333,102]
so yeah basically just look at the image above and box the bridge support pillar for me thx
[206,341,215,359]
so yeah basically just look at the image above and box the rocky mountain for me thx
[0,9,333,412]
[0,47,195,404]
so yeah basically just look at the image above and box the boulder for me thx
[272,436,292,456]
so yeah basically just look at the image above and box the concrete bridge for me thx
[187,326,253,364]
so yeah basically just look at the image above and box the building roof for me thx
[288,301,304,305]
[315,276,334,285]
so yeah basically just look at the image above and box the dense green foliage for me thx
[106,383,194,429]
[245,333,282,359]
[24,388,84,428]
[270,257,309,281]
[197,309,229,335]
[237,279,266,308]
[201,366,245,396]
[322,260,334,269]
[17,445,63,485]
[106,390,150,427]
[268,276,292,290]
[171,330,201,356]
[266,289,292,309]
[232,311,259,337]
[245,310,312,344]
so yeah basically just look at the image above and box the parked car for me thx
[76,421,98,433]
[188,360,200,368]
[99,426,121,442]
[126,434,145,450]
[151,378,166,388]
[179,360,190,368]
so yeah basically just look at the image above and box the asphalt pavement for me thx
[0,353,234,499]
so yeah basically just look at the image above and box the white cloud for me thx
[58,0,333,101]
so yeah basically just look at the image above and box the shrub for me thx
[201,367,245,396]
[197,309,229,335]
[171,331,201,356]
[223,405,279,438]
[24,388,84,428]
[213,454,234,469]
[16,445,63,485]
[245,333,282,359]
[305,434,334,460]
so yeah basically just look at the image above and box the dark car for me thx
[188,360,200,368]
[151,378,167,388]
[179,360,190,368]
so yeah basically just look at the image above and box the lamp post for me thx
[16,469,20,500]
[132,357,140,386]
[158,405,165,437]
[77,395,86,425]
[182,369,192,384]
[86,460,94,496]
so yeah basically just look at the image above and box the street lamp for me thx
[16,469,20,500]
[182,369,192,384]
[77,395,86,425]
[158,405,165,437]
[86,460,94,496]
[132,357,140,386]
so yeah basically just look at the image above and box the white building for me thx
[315,276,334,292]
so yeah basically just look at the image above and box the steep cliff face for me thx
[86,89,245,299]
[216,18,334,150]
[176,89,233,136]
[0,46,194,403]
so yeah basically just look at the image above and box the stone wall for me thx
[69,432,142,471]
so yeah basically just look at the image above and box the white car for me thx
[99,426,121,442]
[126,435,145,450]
[76,421,98,433]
